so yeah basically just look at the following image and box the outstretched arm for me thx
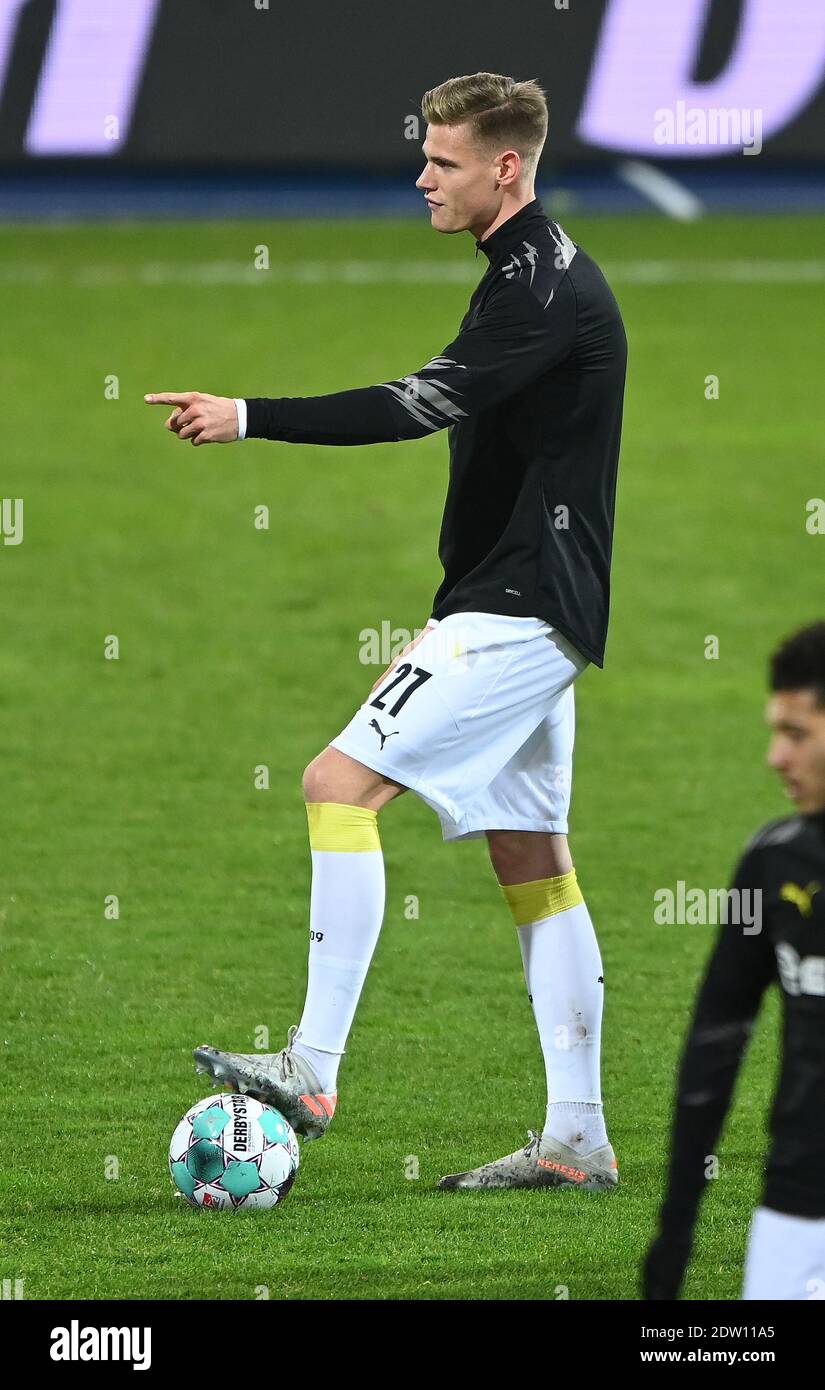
[144,276,575,447]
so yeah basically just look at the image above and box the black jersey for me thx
[244,198,627,667]
[658,811,825,1240]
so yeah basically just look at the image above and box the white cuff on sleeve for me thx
[234,398,247,441]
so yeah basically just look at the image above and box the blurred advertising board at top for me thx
[1,0,824,167]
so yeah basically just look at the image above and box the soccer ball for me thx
[169,1092,299,1210]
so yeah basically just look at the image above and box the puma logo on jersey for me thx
[368,718,398,751]
[780,881,822,918]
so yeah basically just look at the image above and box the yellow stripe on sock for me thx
[305,802,381,852]
[502,870,584,926]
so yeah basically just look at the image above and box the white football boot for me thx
[193,1025,336,1140]
[438,1129,619,1191]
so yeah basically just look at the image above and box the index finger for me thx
[144,392,196,405]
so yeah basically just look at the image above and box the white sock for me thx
[515,896,608,1155]
[289,1038,341,1091]
[291,803,386,1094]
[544,1100,608,1154]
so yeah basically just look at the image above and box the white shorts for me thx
[330,611,589,841]
[742,1206,825,1300]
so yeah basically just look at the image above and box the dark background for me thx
[2,0,825,169]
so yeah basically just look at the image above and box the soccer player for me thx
[645,621,825,1298]
[146,73,627,1191]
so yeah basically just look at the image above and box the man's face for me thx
[766,689,825,813]
[415,122,508,236]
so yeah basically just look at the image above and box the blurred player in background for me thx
[645,621,825,1299]
[146,72,627,1191]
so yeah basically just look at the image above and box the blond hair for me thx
[421,72,548,175]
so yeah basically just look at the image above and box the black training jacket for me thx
[245,198,628,666]
[658,812,825,1236]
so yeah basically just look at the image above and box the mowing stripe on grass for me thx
[1,259,825,286]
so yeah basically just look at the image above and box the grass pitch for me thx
[0,213,821,1299]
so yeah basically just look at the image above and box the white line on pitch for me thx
[617,160,705,222]
[1,259,824,285]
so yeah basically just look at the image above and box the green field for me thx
[1,213,821,1300]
